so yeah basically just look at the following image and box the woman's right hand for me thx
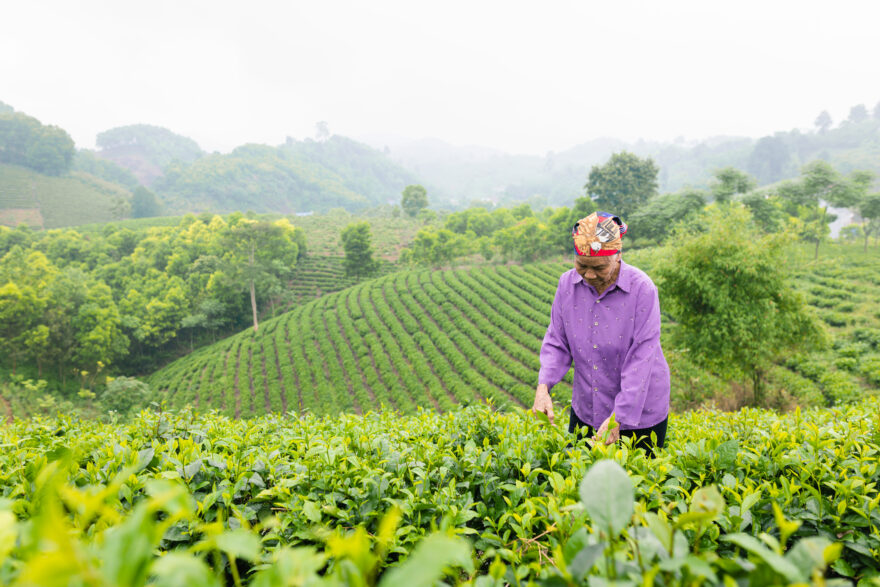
[532,384,554,425]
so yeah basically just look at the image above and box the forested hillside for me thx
[94,124,205,186]
[155,137,419,214]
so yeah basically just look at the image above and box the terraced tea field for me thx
[148,246,880,418]
[286,254,398,305]
[0,163,130,228]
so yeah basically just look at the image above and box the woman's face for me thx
[574,253,620,288]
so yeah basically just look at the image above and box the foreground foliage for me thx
[1,399,878,585]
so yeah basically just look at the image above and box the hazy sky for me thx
[2,0,879,155]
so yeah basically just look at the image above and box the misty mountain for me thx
[94,124,205,186]
[366,115,880,208]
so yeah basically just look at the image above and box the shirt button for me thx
[593,344,597,349]
[594,387,598,391]
[594,322,598,326]
[593,365,598,370]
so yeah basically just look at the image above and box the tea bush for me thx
[1,399,879,585]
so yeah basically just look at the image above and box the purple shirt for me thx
[538,260,670,430]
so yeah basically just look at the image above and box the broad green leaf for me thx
[216,529,261,562]
[721,533,804,583]
[136,447,155,471]
[0,511,17,562]
[715,440,739,470]
[785,537,836,576]
[303,500,321,524]
[378,533,473,587]
[644,512,673,555]
[251,546,327,587]
[183,459,203,479]
[690,486,724,517]
[579,460,634,537]
[150,553,221,587]
[569,543,603,579]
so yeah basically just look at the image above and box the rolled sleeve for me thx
[538,276,573,390]
[613,282,662,428]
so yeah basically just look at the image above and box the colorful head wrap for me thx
[572,212,628,256]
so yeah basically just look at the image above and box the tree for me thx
[221,217,302,332]
[814,110,833,133]
[401,185,429,217]
[340,221,379,281]
[874,102,880,121]
[848,104,869,124]
[710,167,757,203]
[799,161,866,258]
[741,192,787,233]
[628,189,707,243]
[493,217,556,262]
[584,152,659,218]
[858,193,880,252]
[655,205,827,404]
[401,227,469,268]
[131,186,162,218]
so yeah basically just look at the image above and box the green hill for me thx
[0,163,131,228]
[155,137,420,215]
[147,247,880,419]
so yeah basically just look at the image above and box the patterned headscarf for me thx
[572,212,628,256]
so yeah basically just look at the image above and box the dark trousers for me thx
[568,406,668,456]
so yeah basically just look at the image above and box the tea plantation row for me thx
[149,250,880,418]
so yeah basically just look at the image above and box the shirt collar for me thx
[575,258,633,294]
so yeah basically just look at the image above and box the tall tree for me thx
[858,193,880,252]
[848,104,869,124]
[584,151,659,218]
[800,161,864,258]
[873,101,880,121]
[656,205,827,404]
[401,184,429,217]
[220,217,302,332]
[341,221,379,281]
[628,189,707,243]
[710,167,757,203]
[814,110,833,133]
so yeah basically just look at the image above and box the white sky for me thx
[2,0,879,155]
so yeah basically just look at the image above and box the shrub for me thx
[99,376,150,415]
[859,355,880,387]
[818,371,861,404]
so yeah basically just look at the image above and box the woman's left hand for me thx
[594,415,620,445]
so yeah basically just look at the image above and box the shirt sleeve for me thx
[538,275,572,390]
[613,280,662,428]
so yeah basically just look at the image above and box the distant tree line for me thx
[0,111,75,176]
[398,151,880,266]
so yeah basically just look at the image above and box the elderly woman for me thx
[531,212,670,452]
